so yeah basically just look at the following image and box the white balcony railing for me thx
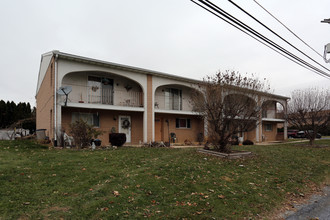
[61,84,143,108]
[154,94,192,111]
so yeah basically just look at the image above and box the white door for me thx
[119,116,131,143]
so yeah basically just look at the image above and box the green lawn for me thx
[0,140,329,219]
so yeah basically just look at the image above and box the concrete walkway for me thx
[255,140,309,145]
[171,145,202,149]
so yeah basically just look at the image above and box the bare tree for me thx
[191,71,270,153]
[288,88,330,146]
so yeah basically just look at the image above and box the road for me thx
[285,186,330,220]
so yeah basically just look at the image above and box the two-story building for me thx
[36,51,289,146]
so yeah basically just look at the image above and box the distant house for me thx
[36,51,289,146]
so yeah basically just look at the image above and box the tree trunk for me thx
[218,140,231,153]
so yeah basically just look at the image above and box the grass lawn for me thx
[0,140,329,219]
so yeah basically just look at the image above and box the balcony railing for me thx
[60,84,143,107]
[154,94,192,111]
[275,112,285,119]
[262,111,285,120]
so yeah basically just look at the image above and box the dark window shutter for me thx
[187,119,191,128]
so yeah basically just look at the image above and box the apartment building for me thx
[36,51,289,146]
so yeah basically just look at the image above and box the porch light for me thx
[101,78,111,85]
[124,84,132,91]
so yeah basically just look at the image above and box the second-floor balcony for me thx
[154,87,193,112]
[60,84,143,108]
[262,109,285,121]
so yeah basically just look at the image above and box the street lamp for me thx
[321,18,330,62]
[321,18,330,24]
[324,43,330,63]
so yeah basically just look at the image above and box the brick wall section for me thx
[246,130,256,143]
[36,57,55,139]
[61,108,144,145]
[154,113,204,144]
[262,121,277,142]
[147,74,153,141]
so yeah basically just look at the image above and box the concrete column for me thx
[284,121,288,140]
[143,111,148,143]
[284,100,288,141]
[204,117,208,139]
[260,122,263,142]
[256,121,259,142]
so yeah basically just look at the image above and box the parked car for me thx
[296,130,321,139]
[287,130,299,138]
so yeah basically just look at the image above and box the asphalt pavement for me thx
[284,186,330,220]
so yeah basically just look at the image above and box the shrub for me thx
[184,139,192,145]
[69,119,103,148]
[109,133,126,147]
[243,140,254,145]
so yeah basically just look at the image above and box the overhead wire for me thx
[203,0,330,78]
[189,0,326,78]
[227,0,330,72]
[190,0,330,79]
[252,0,324,58]
[201,0,330,78]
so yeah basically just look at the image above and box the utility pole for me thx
[321,18,330,63]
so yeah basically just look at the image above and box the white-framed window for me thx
[265,124,272,131]
[176,118,191,129]
[72,112,100,127]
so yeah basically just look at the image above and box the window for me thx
[176,118,191,128]
[265,124,272,131]
[165,88,182,110]
[72,112,100,127]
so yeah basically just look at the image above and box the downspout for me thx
[54,53,59,146]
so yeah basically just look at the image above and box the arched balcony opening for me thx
[262,100,285,120]
[223,93,257,117]
[154,84,197,112]
[61,71,144,108]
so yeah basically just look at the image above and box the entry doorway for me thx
[155,118,163,142]
[119,116,131,143]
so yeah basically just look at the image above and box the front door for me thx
[155,118,163,142]
[119,116,131,143]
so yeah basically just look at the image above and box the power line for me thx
[191,0,330,79]
[189,0,327,78]
[252,0,324,58]
[200,0,330,78]
[228,0,330,73]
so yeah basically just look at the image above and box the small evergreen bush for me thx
[243,140,254,145]
[109,133,126,147]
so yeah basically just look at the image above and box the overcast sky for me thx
[0,0,329,105]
